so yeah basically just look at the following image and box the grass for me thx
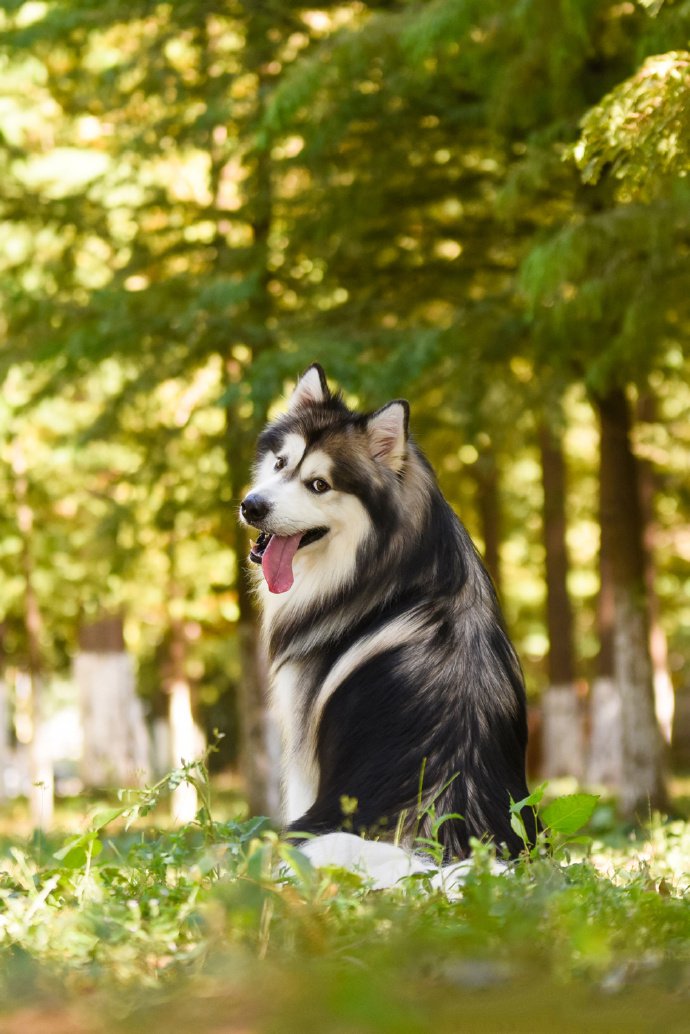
[0,762,688,1033]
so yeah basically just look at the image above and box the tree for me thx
[637,393,675,745]
[538,416,584,780]
[586,455,623,791]
[596,388,667,813]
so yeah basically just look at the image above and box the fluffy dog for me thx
[240,365,535,858]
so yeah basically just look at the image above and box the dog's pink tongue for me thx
[262,533,303,594]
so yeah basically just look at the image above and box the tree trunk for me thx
[637,394,674,743]
[236,589,281,819]
[538,421,584,780]
[218,12,282,821]
[226,426,280,819]
[76,616,150,789]
[166,617,199,824]
[594,388,667,816]
[163,536,206,822]
[11,441,53,830]
[586,514,624,789]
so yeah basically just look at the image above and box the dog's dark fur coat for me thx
[243,366,536,859]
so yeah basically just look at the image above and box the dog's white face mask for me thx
[246,436,363,595]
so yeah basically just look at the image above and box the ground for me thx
[0,772,688,1033]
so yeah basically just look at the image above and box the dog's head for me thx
[240,364,410,596]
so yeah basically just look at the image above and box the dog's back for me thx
[241,366,536,859]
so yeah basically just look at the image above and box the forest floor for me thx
[0,771,688,1034]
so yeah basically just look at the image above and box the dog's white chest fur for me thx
[271,662,319,823]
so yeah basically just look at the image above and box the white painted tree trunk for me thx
[76,652,150,788]
[638,395,675,746]
[169,677,198,824]
[29,698,54,832]
[651,623,675,744]
[17,671,54,831]
[541,684,585,781]
[586,676,623,790]
[11,438,54,828]
[614,593,666,817]
[596,389,667,816]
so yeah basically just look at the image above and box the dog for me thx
[240,364,536,859]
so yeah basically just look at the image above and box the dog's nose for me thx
[241,493,270,525]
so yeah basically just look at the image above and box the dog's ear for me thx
[288,364,329,412]
[367,400,409,471]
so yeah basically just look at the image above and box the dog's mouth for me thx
[249,528,329,594]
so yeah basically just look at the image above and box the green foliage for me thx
[575,49,690,198]
[0,774,689,1031]
[510,783,600,860]
[519,199,690,391]
[541,792,600,836]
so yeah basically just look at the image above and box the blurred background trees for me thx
[0,0,688,823]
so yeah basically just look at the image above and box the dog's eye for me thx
[274,457,286,471]
[309,478,331,494]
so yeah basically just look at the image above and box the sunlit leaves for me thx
[575,51,690,199]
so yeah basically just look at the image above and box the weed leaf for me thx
[278,843,316,889]
[542,794,599,836]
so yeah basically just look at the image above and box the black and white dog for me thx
[240,365,535,859]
